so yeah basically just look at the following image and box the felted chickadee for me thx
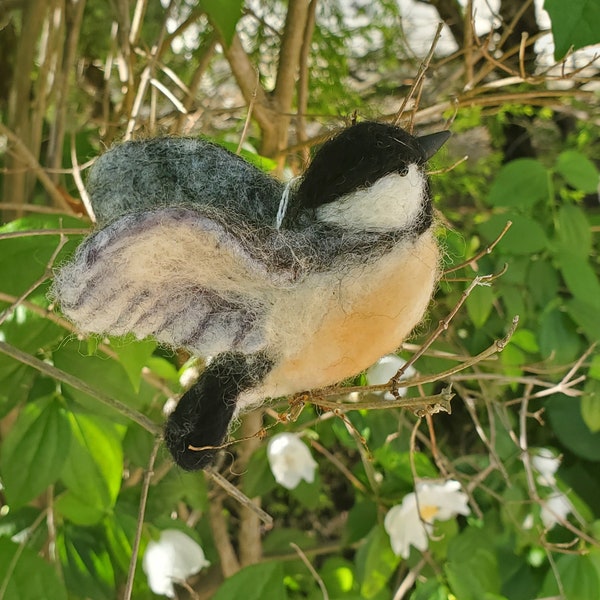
[52,121,449,470]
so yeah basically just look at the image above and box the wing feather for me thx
[53,207,301,356]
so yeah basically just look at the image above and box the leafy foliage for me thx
[1,0,600,599]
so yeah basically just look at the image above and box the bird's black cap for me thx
[296,121,450,209]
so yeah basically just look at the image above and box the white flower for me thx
[143,529,210,597]
[541,493,574,530]
[531,448,560,487]
[267,433,318,490]
[384,495,432,558]
[415,480,471,521]
[384,480,471,558]
[366,354,417,399]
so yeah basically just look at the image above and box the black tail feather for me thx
[164,352,271,470]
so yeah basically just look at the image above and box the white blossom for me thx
[267,433,318,490]
[541,493,574,530]
[366,354,417,399]
[531,448,561,487]
[143,529,210,597]
[384,480,470,558]
[384,495,432,558]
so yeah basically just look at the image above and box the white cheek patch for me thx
[316,164,426,231]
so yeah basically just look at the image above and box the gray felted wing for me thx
[53,206,303,356]
[87,138,284,227]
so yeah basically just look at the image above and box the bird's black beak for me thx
[417,130,451,161]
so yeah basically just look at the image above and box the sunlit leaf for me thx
[540,553,600,599]
[544,0,600,59]
[0,538,68,600]
[582,379,600,433]
[0,397,71,507]
[556,151,600,193]
[201,0,244,46]
[212,562,286,600]
[355,525,400,599]
[58,412,124,522]
[445,528,501,600]
[487,159,549,208]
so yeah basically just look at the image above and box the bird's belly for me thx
[240,232,439,407]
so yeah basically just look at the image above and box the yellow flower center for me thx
[419,504,439,522]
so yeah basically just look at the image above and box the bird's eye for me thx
[399,166,409,176]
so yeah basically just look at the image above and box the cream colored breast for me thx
[239,231,439,408]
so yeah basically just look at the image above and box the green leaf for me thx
[0,215,85,297]
[487,159,549,208]
[545,395,600,461]
[555,204,593,257]
[58,412,123,522]
[558,252,600,308]
[212,562,286,600]
[528,260,559,308]
[566,298,600,342]
[0,537,68,600]
[589,354,600,380]
[355,525,401,599]
[445,527,501,600]
[201,0,244,46]
[112,337,157,392]
[510,329,540,353]
[57,525,116,600]
[466,284,494,328]
[479,214,548,255]
[0,397,71,507]
[540,553,600,600]
[556,151,600,193]
[538,309,581,364]
[262,528,317,555]
[320,557,357,596]
[53,340,149,418]
[290,471,321,510]
[375,447,437,487]
[411,578,451,600]
[544,0,600,59]
[582,378,600,433]
[243,446,277,498]
[146,469,209,520]
[54,492,107,526]
[145,355,180,382]
[345,499,378,544]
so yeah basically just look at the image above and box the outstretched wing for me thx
[53,207,304,356]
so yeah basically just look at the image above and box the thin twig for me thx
[393,23,444,128]
[310,439,368,495]
[0,341,162,435]
[0,232,67,327]
[443,221,513,275]
[0,228,90,240]
[0,122,72,211]
[236,70,259,155]
[390,268,510,385]
[290,543,329,600]
[123,437,161,600]
[205,468,273,526]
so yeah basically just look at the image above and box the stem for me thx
[123,437,161,600]
[0,341,161,436]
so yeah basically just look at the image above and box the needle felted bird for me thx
[52,121,450,471]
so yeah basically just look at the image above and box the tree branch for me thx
[221,33,276,140]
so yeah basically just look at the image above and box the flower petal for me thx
[143,529,210,597]
[366,354,417,399]
[267,433,318,490]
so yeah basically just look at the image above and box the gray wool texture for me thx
[53,136,423,360]
[88,138,285,227]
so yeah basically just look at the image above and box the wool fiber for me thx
[52,124,445,470]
